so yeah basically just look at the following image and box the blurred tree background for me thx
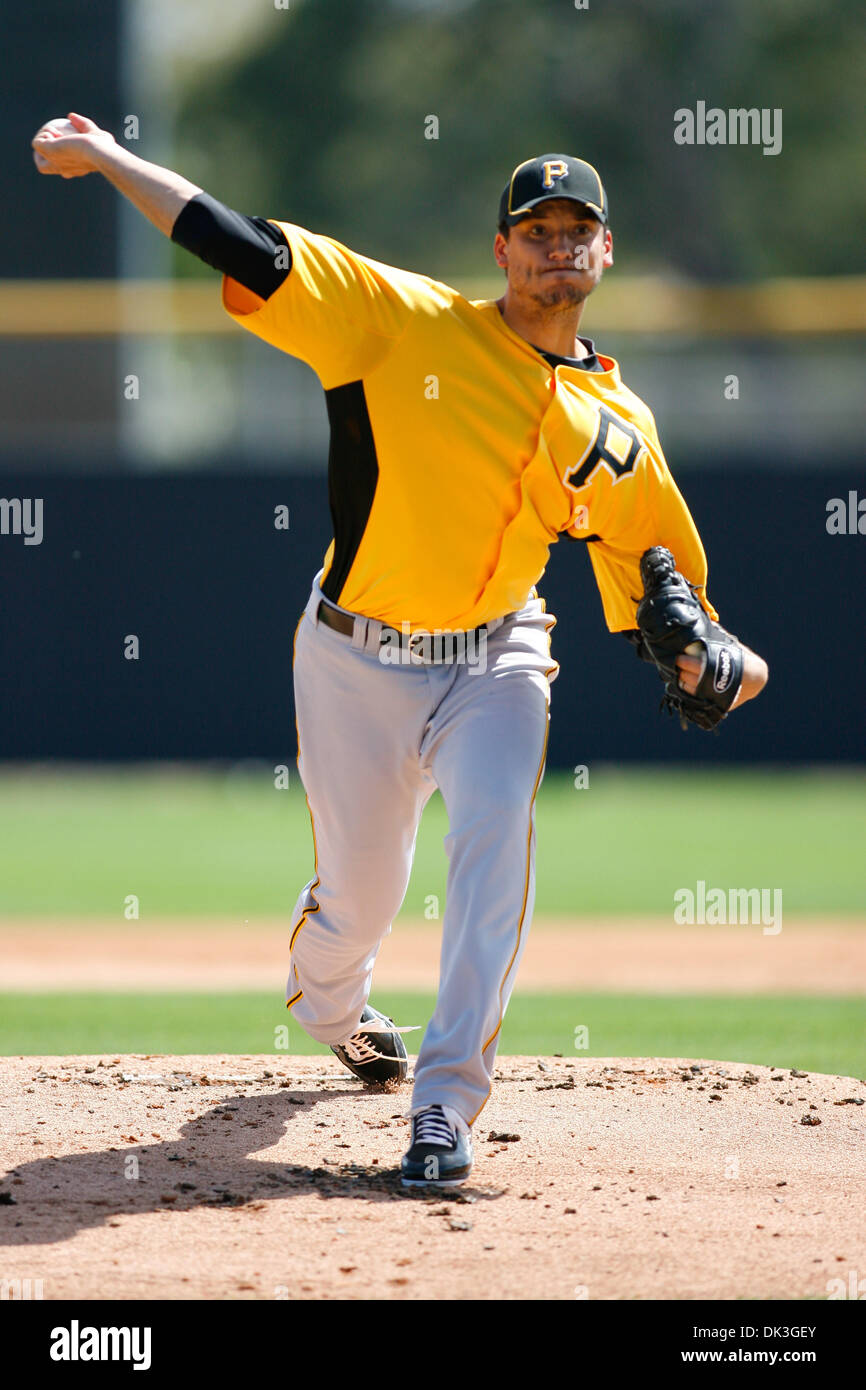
[172,0,865,282]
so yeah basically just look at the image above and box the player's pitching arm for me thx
[30,111,289,300]
[31,112,203,234]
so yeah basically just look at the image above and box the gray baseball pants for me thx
[286,571,557,1127]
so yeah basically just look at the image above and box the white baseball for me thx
[43,118,78,137]
[33,118,78,172]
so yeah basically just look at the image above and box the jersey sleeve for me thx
[221,222,434,388]
[566,425,718,632]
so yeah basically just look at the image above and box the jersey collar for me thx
[473,299,618,376]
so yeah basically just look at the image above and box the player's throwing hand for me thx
[31,112,116,178]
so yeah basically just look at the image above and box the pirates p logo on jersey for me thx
[541,160,569,189]
[565,404,646,491]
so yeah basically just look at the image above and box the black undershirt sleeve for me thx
[170,192,291,301]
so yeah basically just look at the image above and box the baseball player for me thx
[33,116,768,1188]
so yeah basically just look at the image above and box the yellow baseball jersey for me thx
[222,223,717,633]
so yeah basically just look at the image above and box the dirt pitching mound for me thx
[1,1055,863,1301]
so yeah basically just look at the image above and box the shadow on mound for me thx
[1,1087,502,1248]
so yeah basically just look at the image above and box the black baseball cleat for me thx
[400,1104,473,1187]
[330,1005,414,1086]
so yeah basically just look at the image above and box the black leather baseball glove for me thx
[626,546,744,732]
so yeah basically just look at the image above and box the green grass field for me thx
[0,991,862,1077]
[1,765,862,1069]
[0,764,863,918]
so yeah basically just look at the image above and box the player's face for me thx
[494,200,613,311]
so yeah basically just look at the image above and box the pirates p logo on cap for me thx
[542,160,569,189]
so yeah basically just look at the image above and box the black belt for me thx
[316,600,357,637]
[316,599,489,657]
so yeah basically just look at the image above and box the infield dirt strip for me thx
[2,918,864,991]
[0,1055,863,1301]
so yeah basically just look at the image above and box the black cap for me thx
[498,153,608,227]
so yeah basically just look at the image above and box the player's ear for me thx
[602,227,614,268]
[493,230,509,272]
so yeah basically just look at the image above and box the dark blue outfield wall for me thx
[0,468,863,765]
